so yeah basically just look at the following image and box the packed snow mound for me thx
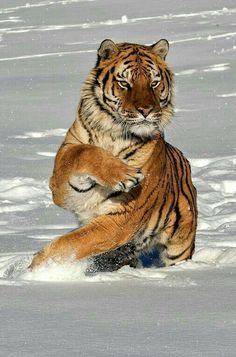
[0,177,51,213]
[0,155,235,283]
[191,155,236,235]
[0,253,169,283]
[193,247,236,265]
[0,246,236,285]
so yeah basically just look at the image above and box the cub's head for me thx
[82,39,174,138]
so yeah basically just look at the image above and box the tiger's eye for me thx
[118,81,129,89]
[151,80,160,89]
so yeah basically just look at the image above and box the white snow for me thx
[1,0,236,355]
[0,0,94,15]
[0,178,51,213]
[217,92,236,97]
[176,63,230,76]
[203,63,230,72]
[10,128,67,139]
[0,49,96,62]
[37,151,56,157]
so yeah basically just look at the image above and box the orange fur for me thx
[30,40,197,270]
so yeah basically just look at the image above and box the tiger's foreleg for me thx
[29,215,135,269]
[49,144,143,207]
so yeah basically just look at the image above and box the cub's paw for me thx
[112,168,144,192]
[69,174,96,193]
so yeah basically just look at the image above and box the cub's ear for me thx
[151,39,169,60]
[97,39,119,61]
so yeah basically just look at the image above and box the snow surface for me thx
[0,0,236,356]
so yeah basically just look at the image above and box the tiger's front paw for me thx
[111,167,144,193]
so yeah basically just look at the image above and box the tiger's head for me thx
[81,39,174,139]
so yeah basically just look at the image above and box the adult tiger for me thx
[30,39,197,271]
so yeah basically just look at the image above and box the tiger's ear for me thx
[151,39,169,60]
[98,39,119,61]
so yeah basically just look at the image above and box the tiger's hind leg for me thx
[159,225,196,267]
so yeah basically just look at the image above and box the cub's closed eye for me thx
[151,80,160,89]
[118,81,130,89]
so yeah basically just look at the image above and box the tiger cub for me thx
[30,39,197,271]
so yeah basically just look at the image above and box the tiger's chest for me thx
[66,126,162,227]
[92,134,134,158]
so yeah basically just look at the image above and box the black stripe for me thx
[103,93,118,105]
[162,157,179,228]
[136,184,158,211]
[95,56,101,67]
[141,53,154,61]
[145,59,154,65]
[111,82,116,97]
[89,127,100,144]
[106,191,123,200]
[122,145,143,160]
[120,51,135,61]
[92,84,118,122]
[123,60,133,65]
[151,159,176,235]
[124,64,135,71]
[110,66,115,74]
[166,242,193,260]
[162,192,175,229]
[184,159,197,210]
[107,209,127,216]
[159,67,164,80]
[169,145,194,210]
[137,169,167,224]
[102,71,110,87]
[145,63,155,71]
[69,181,97,193]
[151,181,170,233]
[140,195,160,223]
[116,73,126,80]
[172,204,181,235]
[189,241,195,258]
[95,68,103,78]
[167,146,195,238]
[79,113,93,144]
[182,159,196,210]
[166,147,179,198]
[102,72,110,104]
[61,142,74,146]
[167,145,189,203]
[166,68,173,79]
[160,97,168,105]
[119,182,126,191]
[120,45,133,50]
[164,70,171,88]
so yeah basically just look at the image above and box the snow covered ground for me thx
[0,0,236,356]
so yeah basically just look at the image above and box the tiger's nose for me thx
[137,106,153,118]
